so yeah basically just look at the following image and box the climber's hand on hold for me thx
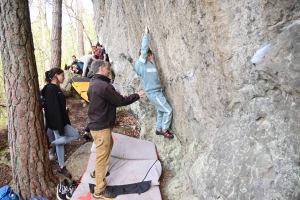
[145,26,149,34]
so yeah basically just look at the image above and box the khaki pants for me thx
[91,128,114,193]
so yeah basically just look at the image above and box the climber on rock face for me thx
[134,26,174,139]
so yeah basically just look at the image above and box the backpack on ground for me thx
[0,185,19,200]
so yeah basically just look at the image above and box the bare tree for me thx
[0,0,58,199]
[76,0,84,57]
[50,0,63,68]
[63,0,94,48]
[63,0,76,30]
[38,0,50,71]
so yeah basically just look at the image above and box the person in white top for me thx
[77,51,93,77]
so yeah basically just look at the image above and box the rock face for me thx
[92,0,300,199]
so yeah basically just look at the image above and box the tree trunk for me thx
[50,0,62,68]
[0,1,58,199]
[64,0,93,52]
[38,0,50,71]
[76,0,84,57]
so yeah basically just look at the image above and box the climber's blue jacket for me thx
[134,34,162,94]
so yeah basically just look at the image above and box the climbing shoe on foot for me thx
[156,130,174,139]
[155,129,162,135]
[57,166,72,178]
[93,188,116,199]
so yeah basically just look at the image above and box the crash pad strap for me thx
[89,181,152,195]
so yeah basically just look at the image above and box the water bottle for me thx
[11,193,19,200]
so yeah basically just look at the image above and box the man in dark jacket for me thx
[87,60,145,199]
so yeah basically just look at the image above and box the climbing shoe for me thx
[93,188,116,199]
[90,170,110,178]
[156,129,174,139]
[57,166,72,178]
[155,129,162,135]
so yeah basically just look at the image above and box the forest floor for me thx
[0,93,171,200]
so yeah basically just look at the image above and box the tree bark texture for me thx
[0,1,58,199]
[50,0,62,68]
[76,0,84,57]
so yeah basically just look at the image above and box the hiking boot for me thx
[57,179,69,200]
[93,188,117,199]
[66,180,78,199]
[57,166,72,178]
[156,129,174,139]
[90,170,110,178]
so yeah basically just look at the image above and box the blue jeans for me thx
[147,91,172,131]
[50,124,79,166]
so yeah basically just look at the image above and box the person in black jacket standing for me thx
[88,60,145,199]
[41,68,79,180]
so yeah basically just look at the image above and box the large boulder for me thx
[92,1,300,199]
